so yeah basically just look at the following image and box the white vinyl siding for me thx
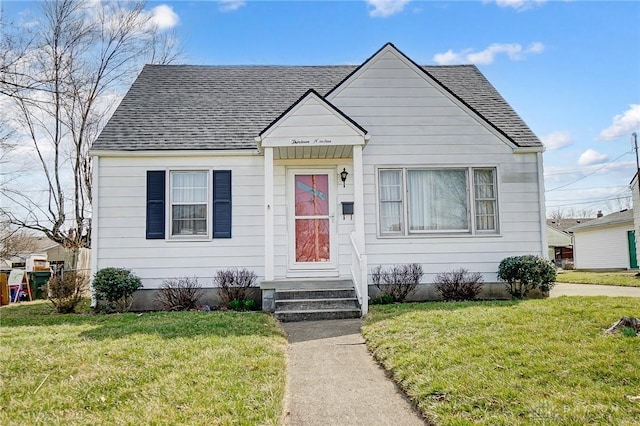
[573,225,634,269]
[95,155,264,289]
[329,47,543,282]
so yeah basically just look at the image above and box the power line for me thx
[546,185,628,192]
[546,195,631,208]
[546,191,630,203]
[546,150,633,192]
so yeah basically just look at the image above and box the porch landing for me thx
[260,279,362,322]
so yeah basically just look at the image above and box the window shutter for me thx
[213,170,232,238]
[146,171,166,239]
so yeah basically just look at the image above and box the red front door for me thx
[294,174,330,263]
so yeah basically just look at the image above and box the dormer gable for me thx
[259,89,367,150]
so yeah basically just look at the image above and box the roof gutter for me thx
[513,146,545,154]
[89,149,261,157]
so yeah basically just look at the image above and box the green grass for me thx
[0,300,287,425]
[556,270,640,287]
[363,298,640,425]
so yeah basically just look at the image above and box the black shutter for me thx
[213,170,232,238]
[146,170,166,239]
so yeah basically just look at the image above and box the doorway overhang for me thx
[255,89,368,160]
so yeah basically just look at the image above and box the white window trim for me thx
[376,166,501,238]
[378,168,405,236]
[473,168,499,235]
[168,169,211,240]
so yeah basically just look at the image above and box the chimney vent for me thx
[597,210,603,218]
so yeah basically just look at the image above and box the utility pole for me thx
[635,132,640,201]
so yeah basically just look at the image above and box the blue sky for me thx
[4,0,640,216]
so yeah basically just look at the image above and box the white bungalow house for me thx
[89,43,547,318]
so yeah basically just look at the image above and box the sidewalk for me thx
[281,319,425,426]
[550,283,640,298]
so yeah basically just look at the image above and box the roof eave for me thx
[90,148,260,157]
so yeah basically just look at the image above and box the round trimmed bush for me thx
[498,255,556,299]
[93,267,143,313]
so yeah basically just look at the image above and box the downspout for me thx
[537,152,548,258]
[90,155,99,308]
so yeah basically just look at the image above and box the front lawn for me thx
[363,297,640,425]
[0,301,287,425]
[556,270,640,287]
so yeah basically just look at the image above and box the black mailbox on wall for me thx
[341,201,354,219]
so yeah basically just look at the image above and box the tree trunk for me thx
[605,317,640,334]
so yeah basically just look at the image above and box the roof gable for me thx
[259,89,367,149]
[91,43,543,153]
[326,42,541,150]
[568,209,634,232]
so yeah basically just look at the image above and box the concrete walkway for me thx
[551,283,640,298]
[281,319,425,426]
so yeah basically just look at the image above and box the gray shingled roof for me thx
[547,218,595,232]
[92,64,542,152]
[567,209,634,232]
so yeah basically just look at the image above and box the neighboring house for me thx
[89,43,547,315]
[546,217,596,266]
[568,209,637,270]
[546,225,572,265]
[1,236,91,275]
[1,237,63,271]
[631,173,640,267]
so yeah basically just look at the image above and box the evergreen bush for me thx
[93,267,143,313]
[498,255,556,299]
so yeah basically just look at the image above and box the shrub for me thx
[228,299,255,311]
[370,263,423,302]
[93,267,143,313]
[214,268,257,309]
[433,268,484,301]
[155,277,204,311]
[370,294,394,305]
[497,255,557,299]
[48,271,89,313]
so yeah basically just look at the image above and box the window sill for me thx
[165,235,212,242]
[377,232,502,239]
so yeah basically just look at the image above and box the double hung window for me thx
[378,167,498,236]
[171,171,208,236]
[145,169,232,240]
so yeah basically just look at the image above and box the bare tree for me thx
[605,196,632,214]
[0,220,38,260]
[1,0,179,266]
[547,208,565,222]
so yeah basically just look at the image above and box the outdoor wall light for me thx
[340,168,349,188]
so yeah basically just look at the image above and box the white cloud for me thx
[218,0,246,12]
[541,131,573,151]
[492,0,547,11]
[527,41,545,54]
[367,0,410,18]
[433,42,544,65]
[150,5,179,30]
[432,50,460,65]
[598,104,640,141]
[578,149,609,166]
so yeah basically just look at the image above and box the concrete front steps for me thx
[270,280,361,322]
